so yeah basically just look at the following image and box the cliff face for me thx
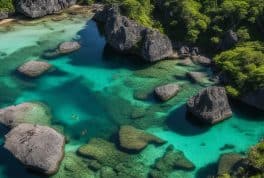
[14,0,76,18]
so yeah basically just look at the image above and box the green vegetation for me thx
[248,140,264,171]
[214,42,264,95]
[0,0,14,13]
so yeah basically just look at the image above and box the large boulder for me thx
[154,83,180,101]
[17,60,51,77]
[186,71,207,84]
[191,55,211,66]
[119,125,165,151]
[105,15,145,52]
[0,102,52,128]
[4,123,65,175]
[141,29,173,62]
[58,41,81,54]
[14,0,77,18]
[241,89,264,111]
[103,7,173,62]
[187,86,232,124]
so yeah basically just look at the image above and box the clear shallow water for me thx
[0,14,263,178]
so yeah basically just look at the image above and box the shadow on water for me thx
[0,125,43,178]
[166,104,210,136]
[230,99,264,121]
[195,162,218,178]
[68,20,150,71]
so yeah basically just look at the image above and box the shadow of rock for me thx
[166,104,210,136]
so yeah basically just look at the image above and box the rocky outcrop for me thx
[241,89,264,111]
[119,125,165,151]
[219,30,238,51]
[17,60,51,77]
[0,11,9,20]
[154,83,180,101]
[4,123,65,175]
[187,86,233,124]
[93,5,119,23]
[100,6,173,62]
[14,0,77,18]
[191,55,211,66]
[0,102,52,128]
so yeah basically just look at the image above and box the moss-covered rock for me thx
[77,138,130,167]
[52,152,95,178]
[119,125,166,151]
[248,140,264,172]
[217,153,244,175]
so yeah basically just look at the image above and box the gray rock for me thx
[0,11,9,20]
[141,29,173,62]
[4,123,65,175]
[191,55,211,66]
[241,89,264,111]
[105,15,145,52]
[186,71,207,84]
[178,46,190,58]
[93,5,119,23]
[14,0,77,18]
[155,83,180,101]
[219,30,238,51]
[18,60,51,77]
[0,102,52,128]
[104,7,173,62]
[58,41,81,54]
[187,86,232,124]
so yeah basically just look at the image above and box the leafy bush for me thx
[248,140,264,171]
[0,0,14,13]
[214,42,264,95]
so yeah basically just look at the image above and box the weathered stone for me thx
[0,11,9,20]
[17,60,51,77]
[119,125,165,151]
[0,102,52,128]
[58,41,81,54]
[15,0,77,18]
[191,55,211,66]
[93,5,119,23]
[154,83,180,101]
[4,123,65,175]
[141,29,173,62]
[177,58,194,66]
[187,71,207,84]
[187,86,232,124]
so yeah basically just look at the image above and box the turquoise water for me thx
[0,14,263,178]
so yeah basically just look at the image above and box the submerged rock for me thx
[154,83,180,101]
[150,145,195,177]
[15,0,77,18]
[78,138,129,166]
[217,153,243,175]
[119,125,165,151]
[186,71,207,84]
[241,89,264,111]
[51,152,95,178]
[187,86,232,124]
[4,123,65,175]
[58,41,81,54]
[17,60,51,77]
[191,55,211,66]
[0,102,52,128]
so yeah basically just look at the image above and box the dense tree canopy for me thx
[0,0,14,13]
